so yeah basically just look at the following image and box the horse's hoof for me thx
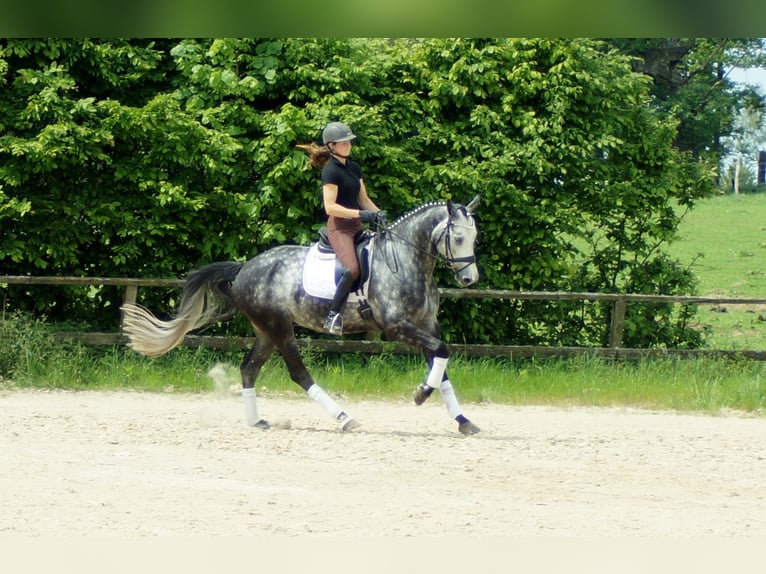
[253,419,271,430]
[413,383,434,406]
[458,420,480,435]
[342,418,361,432]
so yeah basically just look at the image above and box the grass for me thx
[2,193,765,416]
[1,315,764,416]
[668,192,766,350]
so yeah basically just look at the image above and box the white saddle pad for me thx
[302,243,368,301]
[302,244,337,299]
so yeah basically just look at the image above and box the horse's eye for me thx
[454,236,464,245]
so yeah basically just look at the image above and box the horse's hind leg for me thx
[278,336,360,432]
[241,334,275,429]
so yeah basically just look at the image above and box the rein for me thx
[377,210,476,273]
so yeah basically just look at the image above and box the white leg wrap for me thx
[307,384,344,420]
[426,356,449,389]
[439,379,463,419]
[242,387,260,426]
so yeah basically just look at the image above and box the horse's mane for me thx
[388,200,449,229]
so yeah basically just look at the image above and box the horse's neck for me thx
[384,207,444,273]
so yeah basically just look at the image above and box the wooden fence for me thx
[3,275,766,360]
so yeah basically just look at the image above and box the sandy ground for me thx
[1,388,765,538]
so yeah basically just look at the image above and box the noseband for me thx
[435,216,476,273]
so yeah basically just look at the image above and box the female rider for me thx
[299,121,387,335]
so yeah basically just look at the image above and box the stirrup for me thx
[325,312,343,335]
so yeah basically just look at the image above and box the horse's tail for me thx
[121,261,244,357]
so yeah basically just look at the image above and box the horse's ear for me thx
[466,195,480,214]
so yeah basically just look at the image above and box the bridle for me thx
[379,207,477,274]
[432,217,477,273]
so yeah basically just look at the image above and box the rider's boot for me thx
[325,267,355,336]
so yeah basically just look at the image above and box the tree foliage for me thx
[604,38,766,180]
[1,38,721,346]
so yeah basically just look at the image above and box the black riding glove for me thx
[359,210,377,224]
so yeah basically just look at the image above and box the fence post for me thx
[120,285,138,331]
[609,297,626,348]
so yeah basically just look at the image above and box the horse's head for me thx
[433,195,480,287]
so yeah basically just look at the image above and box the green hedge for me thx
[1,39,715,347]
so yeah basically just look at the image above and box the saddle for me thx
[301,228,375,304]
[315,227,373,290]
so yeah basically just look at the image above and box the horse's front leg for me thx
[415,345,448,405]
[384,322,480,435]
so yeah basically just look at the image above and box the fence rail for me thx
[3,275,766,360]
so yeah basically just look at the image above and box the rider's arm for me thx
[322,184,363,219]
[356,179,380,213]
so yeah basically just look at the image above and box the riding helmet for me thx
[322,122,357,145]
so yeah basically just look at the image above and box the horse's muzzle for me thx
[454,265,479,287]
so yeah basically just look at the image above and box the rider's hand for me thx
[359,210,377,224]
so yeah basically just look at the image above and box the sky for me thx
[727,66,766,95]
[725,67,766,176]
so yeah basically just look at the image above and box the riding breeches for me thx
[327,216,363,280]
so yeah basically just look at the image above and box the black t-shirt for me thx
[321,156,363,209]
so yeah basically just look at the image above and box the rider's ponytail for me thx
[296,143,332,169]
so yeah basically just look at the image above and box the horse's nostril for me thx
[462,276,474,285]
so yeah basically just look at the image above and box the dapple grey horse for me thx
[121,196,481,434]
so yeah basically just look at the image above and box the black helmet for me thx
[322,121,357,145]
